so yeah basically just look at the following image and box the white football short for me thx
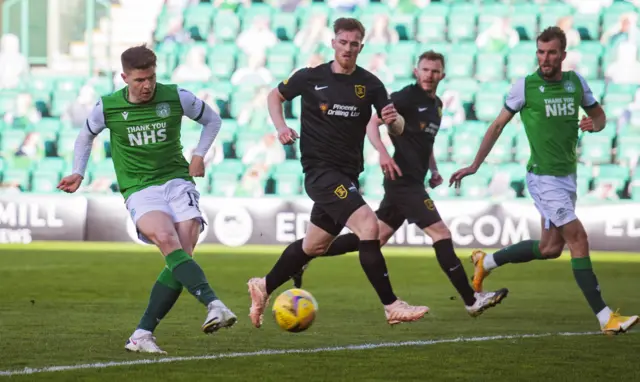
[125,178,204,244]
[526,172,578,230]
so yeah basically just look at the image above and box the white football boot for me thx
[202,299,238,333]
[125,330,167,354]
[465,288,509,317]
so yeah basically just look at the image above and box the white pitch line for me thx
[0,331,603,377]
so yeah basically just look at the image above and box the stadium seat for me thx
[388,42,417,79]
[363,171,385,198]
[0,129,27,155]
[391,12,417,41]
[37,157,67,173]
[539,2,573,29]
[580,134,612,165]
[417,5,448,42]
[451,132,482,163]
[272,12,298,41]
[2,168,31,190]
[573,13,601,41]
[31,170,61,193]
[511,4,539,40]
[457,175,490,198]
[447,52,475,79]
[211,172,240,196]
[593,164,630,195]
[273,172,302,196]
[447,3,477,42]
[183,4,214,40]
[514,129,531,163]
[474,93,504,122]
[213,10,241,41]
[486,129,515,163]
[267,43,297,79]
[194,173,211,194]
[475,53,505,82]
[208,44,237,80]
[433,132,451,162]
[616,136,640,166]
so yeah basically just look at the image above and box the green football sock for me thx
[137,267,183,332]
[571,257,607,315]
[165,249,217,306]
[493,240,543,266]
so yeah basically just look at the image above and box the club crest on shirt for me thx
[438,107,442,117]
[420,122,427,131]
[563,81,575,93]
[156,102,171,118]
[354,85,366,99]
[424,199,435,210]
[320,103,329,114]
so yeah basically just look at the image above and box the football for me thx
[272,288,319,332]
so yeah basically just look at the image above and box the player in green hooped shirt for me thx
[450,27,638,334]
[57,45,237,354]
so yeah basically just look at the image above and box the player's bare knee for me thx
[303,241,328,256]
[540,245,562,259]
[152,230,181,254]
[424,221,451,243]
[356,214,379,241]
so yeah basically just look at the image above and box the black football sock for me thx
[359,240,397,305]
[266,240,311,294]
[322,233,360,256]
[433,238,476,306]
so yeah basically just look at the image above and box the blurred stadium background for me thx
[1,2,640,380]
[1,0,639,201]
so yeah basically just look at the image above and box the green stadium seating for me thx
[1,129,27,155]
[31,169,61,193]
[476,53,505,81]
[539,2,573,29]
[2,168,31,189]
[194,173,211,194]
[511,4,539,40]
[616,136,640,165]
[573,13,601,41]
[417,5,447,42]
[273,12,297,41]
[451,132,482,163]
[447,3,477,42]
[579,134,612,164]
[593,164,630,195]
[183,4,214,39]
[208,44,237,80]
[213,10,240,41]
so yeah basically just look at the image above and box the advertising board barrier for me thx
[2,194,639,252]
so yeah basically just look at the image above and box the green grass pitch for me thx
[0,242,639,381]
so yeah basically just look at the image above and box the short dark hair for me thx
[121,44,157,73]
[537,26,567,52]
[333,18,366,39]
[418,50,445,69]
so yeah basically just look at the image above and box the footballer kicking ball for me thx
[272,288,319,333]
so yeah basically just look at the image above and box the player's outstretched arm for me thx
[367,114,402,180]
[428,152,443,188]
[58,101,106,193]
[267,88,298,145]
[449,107,514,188]
[179,88,223,177]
